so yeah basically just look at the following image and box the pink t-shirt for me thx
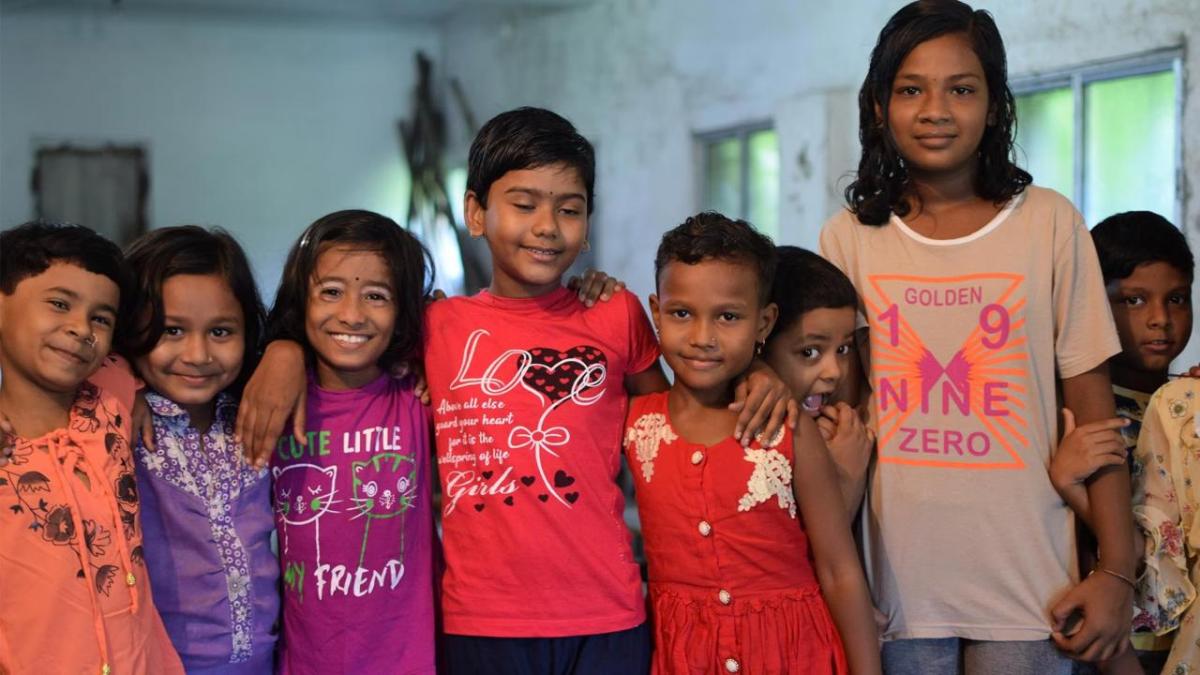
[425,287,660,637]
[272,373,435,674]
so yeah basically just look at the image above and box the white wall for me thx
[441,0,1200,365]
[0,9,439,294]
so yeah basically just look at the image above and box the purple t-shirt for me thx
[272,374,435,675]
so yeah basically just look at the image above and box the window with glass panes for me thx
[699,124,780,237]
[1012,49,1182,227]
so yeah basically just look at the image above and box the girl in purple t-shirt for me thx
[264,210,436,675]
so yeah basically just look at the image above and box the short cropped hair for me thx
[0,221,132,347]
[654,212,777,304]
[767,246,859,344]
[1091,211,1194,283]
[467,107,596,214]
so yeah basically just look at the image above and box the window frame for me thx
[1010,47,1184,226]
[696,120,776,227]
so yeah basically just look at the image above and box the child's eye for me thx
[559,207,582,217]
[718,312,740,322]
[951,86,975,95]
[1122,296,1146,307]
[836,344,853,355]
[163,326,184,337]
[320,287,342,299]
[48,299,69,311]
[365,291,392,303]
[896,85,920,96]
[513,203,535,212]
[800,347,820,359]
[669,309,690,319]
[1168,294,1190,305]
[210,327,235,338]
[91,315,113,328]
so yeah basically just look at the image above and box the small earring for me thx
[582,240,591,252]
[755,340,764,357]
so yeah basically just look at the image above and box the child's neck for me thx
[181,400,216,435]
[667,382,738,446]
[903,171,1001,240]
[488,278,563,299]
[1110,363,1168,395]
[315,361,382,392]
[0,376,77,439]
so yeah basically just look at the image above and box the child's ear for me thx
[648,293,662,335]
[464,191,486,238]
[758,302,779,343]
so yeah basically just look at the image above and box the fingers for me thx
[0,412,13,435]
[758,397,788,447]
[431,288,448,302]
[785,399,799,430]
[598,276,625,302]
[733,384,771,445]
[1187,364,1200,378]
[236,403,256,462]
[727,379,749,413]
[292,388,308,445]
[575,270,617,306]
[816,416,836,442]
[140,407,156,453]
[1061,407,1076,437]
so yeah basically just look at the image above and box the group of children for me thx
[1,0,1197,673]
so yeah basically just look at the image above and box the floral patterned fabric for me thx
[0,382,183,674]
[136,391,278,673]
[1133,378,1200,672]
[623,392,847,675]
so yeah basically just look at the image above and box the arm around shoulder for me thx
[791,413,881,674]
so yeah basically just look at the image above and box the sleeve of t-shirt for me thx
[622,290,661,375]
[1053,214,1121,379]
[87,355,140,415]
[819,213,869,330]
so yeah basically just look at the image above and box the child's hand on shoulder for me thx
[1050,408,1128,493]
[730,361,799,447]
[817,402,873,482]
[567,269,625,307]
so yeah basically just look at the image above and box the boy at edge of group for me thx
[0,223,183,674]
[1051,211,1196,674]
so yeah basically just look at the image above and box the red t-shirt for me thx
[424,287,660,637]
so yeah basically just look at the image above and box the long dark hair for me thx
[124,225,267,394]
[267,210,433,374]
[844,0,1031,225]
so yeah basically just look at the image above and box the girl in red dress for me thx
[625,212,880,675]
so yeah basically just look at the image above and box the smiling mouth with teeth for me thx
[331,333,370,346]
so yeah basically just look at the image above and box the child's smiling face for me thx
[305,245,396,390]
[650,258,776,399]
[763,307,857,417]
[1107,261,1192,385]
[466,163,589,299]
[135,274,245,422]
[0,262,119,395]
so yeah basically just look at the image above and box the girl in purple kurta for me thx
[126,226,280,674]
[264,211,436,675]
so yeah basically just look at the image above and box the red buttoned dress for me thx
[624,392,847,675]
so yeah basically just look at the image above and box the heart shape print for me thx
[520,346,608,403]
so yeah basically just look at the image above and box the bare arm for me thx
[1052,364,1135,662]
[235,339,307,467]
[792,413,881,675]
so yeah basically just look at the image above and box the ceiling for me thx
[0,0,595,23]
